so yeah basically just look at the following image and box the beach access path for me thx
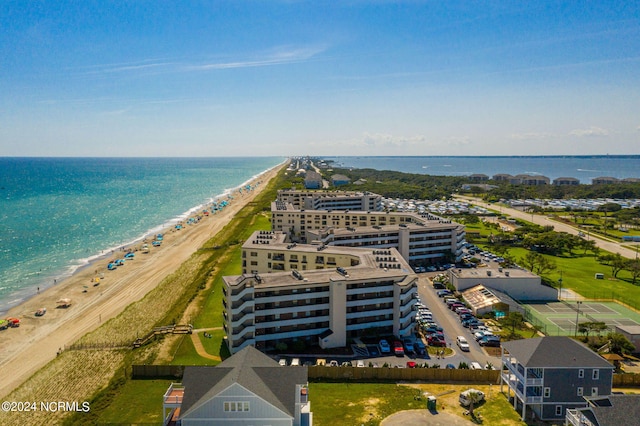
[454,195,640,260]
[0,164,284,399]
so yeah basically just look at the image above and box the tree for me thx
[465,390,485,417]
[598,253,626,278]
[607,332,635,355]
[504,311,524,336]
[625,258,640,285]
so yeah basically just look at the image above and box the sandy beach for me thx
[0,164,283,399]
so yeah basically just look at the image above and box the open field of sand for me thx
[0,163,284,399]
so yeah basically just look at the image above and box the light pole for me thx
[575,301,583,337]
[558,271,563,300]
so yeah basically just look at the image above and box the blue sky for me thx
[1,1,639,157]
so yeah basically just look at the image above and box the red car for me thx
[428,336,447,347]
[406,361,417,368]
[393,340,405,356]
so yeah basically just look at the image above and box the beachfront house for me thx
[163,345,312,425]
[501,336,613,422]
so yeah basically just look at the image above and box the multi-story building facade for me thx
[224,245,418,354]
[271,203,464,265]
[241,231,363,275]
[276,189,383,212]
[501,337,614,422]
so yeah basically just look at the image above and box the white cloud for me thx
[185,45,327,71]
[441,136,471,146]
[569,126,609,137]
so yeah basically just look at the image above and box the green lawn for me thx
[97,379,173,425]
[309,382,526,426]
[309,382,425,426]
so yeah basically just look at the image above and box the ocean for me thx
[0,157,284,314]
[326,155,640,182]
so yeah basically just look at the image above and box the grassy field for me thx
[309,382,526,426]
[97,379,173,424]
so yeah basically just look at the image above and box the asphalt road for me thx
[454,195,640,260]
[417,274,501,368]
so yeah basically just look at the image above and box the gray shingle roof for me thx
[501,337,613,369]
[580,395,640,426]
[179,346,308,419]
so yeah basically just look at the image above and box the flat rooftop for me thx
[450,267,538,279]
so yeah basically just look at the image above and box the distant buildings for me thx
[501,336,614,421]
[592,177,619,185]
[276,189,382,212]
[330,174,351,186]
[304,171,323,189]
[553,177,580,186]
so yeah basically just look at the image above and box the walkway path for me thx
[454,195,640,259]
[190,327,222,361]
[381,410,476,426]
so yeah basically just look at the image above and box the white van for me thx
[470,361,483,370]
[459,389,485,406]
[456,336,470,352]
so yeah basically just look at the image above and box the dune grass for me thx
[97,379,173,425]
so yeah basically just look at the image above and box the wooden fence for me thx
[130,364,640,387]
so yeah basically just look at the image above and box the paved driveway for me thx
[381,409,476,426]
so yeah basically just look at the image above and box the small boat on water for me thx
[35,307,47,317]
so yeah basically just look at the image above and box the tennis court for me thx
[521,300,640,336]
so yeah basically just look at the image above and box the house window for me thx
[578,369,584,378]
[555,405,562,416]
[577,387,583,396]
[250,252,257,257]
[592,369,599,380]
[543,387,551,398]
[224,401,250,412]
[591,387,598,396]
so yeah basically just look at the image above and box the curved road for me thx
[454,195,640,260]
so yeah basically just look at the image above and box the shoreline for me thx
[0,161,284,316]
[0,162,285,399]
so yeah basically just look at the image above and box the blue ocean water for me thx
[326,155,640,182]
[0,157,284,314]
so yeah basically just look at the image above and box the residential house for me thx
[566,394,640,426]
[163,345,312,425]
[501,336,614,422]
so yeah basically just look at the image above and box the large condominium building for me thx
[271,203,464,264]
[224,244,418,354]
[276,189,383,211]
[242,231,363,275]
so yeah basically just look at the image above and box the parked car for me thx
[479,336,501,347]
[394,341,405,356]
[379,339,391,354]
[290,358,300,366]
[414,340,426,355]
[328,360,339,367]
[456,336,470,352]
[356,360,365,368]
[406,361,417,368]
[403,338,415,354]
[446,363,456,369]
[279,358,287,366]
[428,336,446,347]
[469,362,483,370]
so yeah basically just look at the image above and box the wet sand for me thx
[0,163,283,399]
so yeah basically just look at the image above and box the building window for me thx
[591,387,598,397]
[578,369,584,378]
[555,405,562,416]
[592,369,599,380]
[543,387,551,398]
[577,387,583,396]
[224,401,250,412]
[250,252,257,257]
